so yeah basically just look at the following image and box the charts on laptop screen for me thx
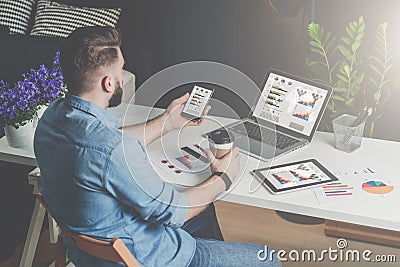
[253,72,329,136]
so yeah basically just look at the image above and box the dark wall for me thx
[137,0,400,141]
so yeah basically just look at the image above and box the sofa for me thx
[0,0,154,84]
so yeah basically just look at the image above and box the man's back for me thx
[34,94,195,266]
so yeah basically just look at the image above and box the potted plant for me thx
[306,16,397,137]
[0,51,66,148]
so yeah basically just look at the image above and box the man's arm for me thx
[120,112,169,146]
[120,93,211,146]
[183,147,241,221]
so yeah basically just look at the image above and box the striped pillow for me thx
[0,0,35,34]
[30,0,121,38]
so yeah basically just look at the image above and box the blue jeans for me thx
[183,204,281,267]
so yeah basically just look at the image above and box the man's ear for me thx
[101,76,113,93]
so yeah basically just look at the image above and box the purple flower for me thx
[0,51,66,127]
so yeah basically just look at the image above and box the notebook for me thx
[206,69,332,160]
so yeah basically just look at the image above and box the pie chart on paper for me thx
[362,181,394,195]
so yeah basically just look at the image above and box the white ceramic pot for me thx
[4,121,34,148]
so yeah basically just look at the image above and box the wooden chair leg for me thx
[55,235,67,267]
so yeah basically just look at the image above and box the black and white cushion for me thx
[30,0,121,38]
[0,0,35,34]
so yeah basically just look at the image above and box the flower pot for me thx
[4,121,34,148]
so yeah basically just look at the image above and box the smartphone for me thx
[181,85,214,121]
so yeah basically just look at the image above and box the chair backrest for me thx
[37,193,141,267]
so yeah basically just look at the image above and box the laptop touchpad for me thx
[234,136,276,159]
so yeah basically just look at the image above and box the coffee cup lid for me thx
[208,129,233,144]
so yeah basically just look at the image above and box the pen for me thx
[343,106,374,144]
[351,106,373,127]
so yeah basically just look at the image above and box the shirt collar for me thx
[64,93,120,128]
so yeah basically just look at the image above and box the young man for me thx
[34,26,280,267]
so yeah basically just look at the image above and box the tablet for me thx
[252,159,338,194]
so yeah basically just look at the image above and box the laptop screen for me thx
[253,70,330,137]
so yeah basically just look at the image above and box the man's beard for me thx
[108,82,123,108]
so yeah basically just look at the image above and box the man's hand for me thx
[162,93,211,132]
[183,147,241,221]
[203,147,241,184]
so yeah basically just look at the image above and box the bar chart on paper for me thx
[321,182,354,197]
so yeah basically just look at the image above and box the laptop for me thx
[206,69,332,160]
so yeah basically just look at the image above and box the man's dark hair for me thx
[60,26,121,95]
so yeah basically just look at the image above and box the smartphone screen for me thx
[182,85,213,119]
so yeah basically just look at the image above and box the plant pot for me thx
[4,121,34,148]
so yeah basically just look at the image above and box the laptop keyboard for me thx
[229,121,299,149]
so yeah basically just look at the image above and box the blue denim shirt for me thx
[34,94,195,266]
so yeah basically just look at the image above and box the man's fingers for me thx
[203,148,215,162]
[174,92,189,104]
[202,105,211,116]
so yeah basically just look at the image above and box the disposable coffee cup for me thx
[208,129,234,159]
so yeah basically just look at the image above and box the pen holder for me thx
[332,114,366,152]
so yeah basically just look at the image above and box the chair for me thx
[37,193,141,267]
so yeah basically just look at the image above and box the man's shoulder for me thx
[38,99,123,154]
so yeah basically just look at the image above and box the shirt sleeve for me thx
[104,134,188,228]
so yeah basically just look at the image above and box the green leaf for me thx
[331,95,346,101]
[369,56,384,66]
[326,37,336,53]
[369,78,379,88]
[307,23,318,39]
[355,32,365,41]
[330,61,341,74]
[323,32,331,46]
[343,65,351,75]
[333,87,347,92]
[387,47,396,55]
[387,54,396,63]
[374,92,381,102]
[369,64,382,76]
[346,26,354,38]
[307,61,327,67]
[337,74,348,83]
[359,24,366,34]
[310,40,322,48]
[385,63,394,73]
[349,22,356,33]
[341,36,351,46]
[381,79,391,89]
[319,26,325,39]
[311,47,325,57]
[352,40,361,52]
[338,45,352,58]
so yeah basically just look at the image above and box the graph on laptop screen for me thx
[253,72,329,136]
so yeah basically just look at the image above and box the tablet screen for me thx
[254,159,337,193]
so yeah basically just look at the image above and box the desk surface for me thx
[1,103,399,231]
